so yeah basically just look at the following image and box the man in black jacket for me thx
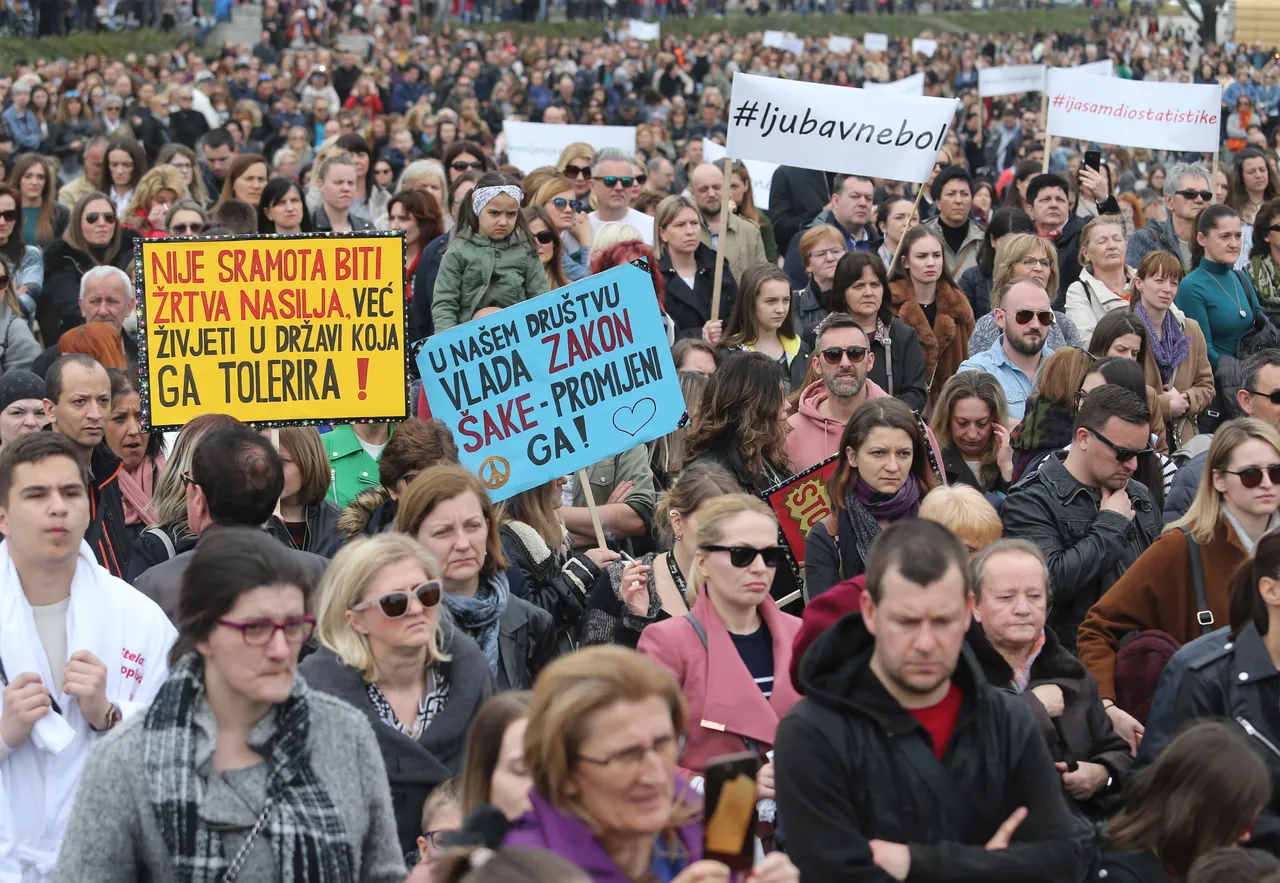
[42,355,131,578]
[776,520,1091,883]
[1002,385,1162,655]
[769,165,832,255]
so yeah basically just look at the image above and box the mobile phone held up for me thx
[702,751,761,872]
[1084,150,1103,174]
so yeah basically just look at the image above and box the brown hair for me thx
[929,370,1011,483]
[64,191,125,265]
[57,322,126,369]
[889,226,959,289]
[8,154,56,245]
[523,205,568,289]
[460,692,532,813]
[499,480,566,552]
[278,426,331,508]
[1030,346,1098,411]
[682,352,790,479]
[991,233,1060,306]
[378,419,459,489]
[1128,250,1185,304]
[389,187,445,243]
[829,398,938,509]
[393,464,506,579]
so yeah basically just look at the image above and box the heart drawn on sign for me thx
[612,398,657,437]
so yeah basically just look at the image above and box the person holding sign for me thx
[431,174,549,333]
[656,194,736,341]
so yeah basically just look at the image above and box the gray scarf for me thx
[444,572,510,676]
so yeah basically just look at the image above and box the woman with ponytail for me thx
[638,493,801,815]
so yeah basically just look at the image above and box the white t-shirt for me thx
[356,436,387,461]
[587,207,655,246]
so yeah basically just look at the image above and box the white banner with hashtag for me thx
[978,64,1047,98]
[724,73,959,184]
[1045,68,1222,153]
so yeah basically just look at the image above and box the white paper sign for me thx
[911,38,938,57]
[828,35,854,54]
[624,19,659,41]
[1044,67,1222,153]
[864,71,926,96]
[863,32,888,52]
[978,64,1047,98]
[702,138,778,210]
[781,37,806,57]
[763,30,786,48]
[1075,58,1115,77]
[504,122,637,176]
[726,73,958,184]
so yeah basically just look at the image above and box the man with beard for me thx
[957,279,1055,421]
[776,520,1091,883]
[1002,386,1161,654]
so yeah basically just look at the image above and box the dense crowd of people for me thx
[4,6,1280,883]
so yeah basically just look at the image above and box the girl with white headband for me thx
[432,172,550,332]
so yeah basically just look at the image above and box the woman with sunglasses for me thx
[555,143,595,202]
[0,184,42,315]
[40,191,138,348]
[1245,198,1280,327]
[163,201,209,239]
[532,175,591,280]
[443,141,491,186]
[395,465,557,692]
[638,493,801,806]
[1077,418,1280,724]
[58,527,407,883]
[0,257,39,374]
[522,205,568,291]
[806,398,940,597]
[302,532,492,858]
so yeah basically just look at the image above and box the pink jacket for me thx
[785,379,947,477]
[637,588,802,780]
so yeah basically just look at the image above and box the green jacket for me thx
[430,232,549,332]
[570,444,657,554]
[324,424,394,509]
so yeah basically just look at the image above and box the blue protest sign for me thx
[417,262,684,502]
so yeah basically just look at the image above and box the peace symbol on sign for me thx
[479,456,511,490]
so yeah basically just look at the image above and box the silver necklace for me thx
[1208,270,1247,318]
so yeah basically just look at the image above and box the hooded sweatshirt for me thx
[785,379,948,476]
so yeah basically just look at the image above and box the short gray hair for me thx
[79,266,133,304]
[647,155,672,174]
[1164,161,1211,199]
[970,538,1049,601]
[592,147,633,174]
[103,94,124,109]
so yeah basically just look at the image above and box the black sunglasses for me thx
[634,174,648,186]
[1086,426,1153,463]
[1270,225,1280,234]
[533,229,557,245]
[820,345,868,365]
[450,160,485,172]
[1226,465,1280,489]
[1012,309,1055,326]
[350,580,442,618]
[1246,387,1280,405]
[0,209,18,223]
[551,197,584,211]
[85,211,116,224]
[563,164,592,179]
[600,176,635,189]
[0,274,8,288]
[701,544,788,568]
[170,222,205,234]
[1175,188,1213,202]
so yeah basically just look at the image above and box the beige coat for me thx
[700,212,768,281]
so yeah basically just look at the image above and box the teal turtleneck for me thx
[1175,257,1256,368]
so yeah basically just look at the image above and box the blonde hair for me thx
[929,371,1011,483]
[991,233,1060,306]
[498,480,568,553]
[124,164,190,217]
[555,142,594,172]
[314,533,451,682]
[1169,418,1280,544]
[918,485,1003,554]
[653,194,701,260]
[588,222,642,263]
[687,493,778,604]
[523,647,696,843]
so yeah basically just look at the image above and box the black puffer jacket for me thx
[1001,452,1162,653]
[968,625,1131,819]
[1166,621,1280,853]
[775,612,1094,883]
[661,244,737,340]
[499,521,603,656]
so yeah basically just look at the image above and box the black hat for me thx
[0,371,45,413]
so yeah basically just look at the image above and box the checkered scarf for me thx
[142,652,355,883]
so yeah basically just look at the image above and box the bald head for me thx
[689,163,725,217]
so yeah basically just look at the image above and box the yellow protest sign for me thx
[135,232,408,431]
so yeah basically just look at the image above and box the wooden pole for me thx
[708,159,734,327]
[1039,90,1049,131]
[890,183,928,274]
[577,467,609,549]
[1211,151,1221,203]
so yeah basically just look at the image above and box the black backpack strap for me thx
[1178,526,1213,635]
[684,612,761,755]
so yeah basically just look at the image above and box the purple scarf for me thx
[1135,302,1190,384]
[853,476,922,520]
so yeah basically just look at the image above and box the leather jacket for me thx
[1001,452,1162,653]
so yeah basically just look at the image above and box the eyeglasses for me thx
[170,222,205,234]
[64,91,80,98]
[563,164,592,179]
[420,829,458,850]
[350,580,443,618]
[1225,465,1280,489]
[1086,426,1153,463]
[600,176,635,189]
[85,212,116,224]
[577,734,681,772]
[450,160,485,172]
[1011,309,1055,326]
[0,209,17,223]
[1269,225,1280,234]
[701,544,787,568]
[809,246,846,261]
[1017,256,1053,269]
[216,615,317,646]
[820,345,868,365]
[533,229,557,245]
[1175,188,1213,202]
[1246,387,1280,405]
